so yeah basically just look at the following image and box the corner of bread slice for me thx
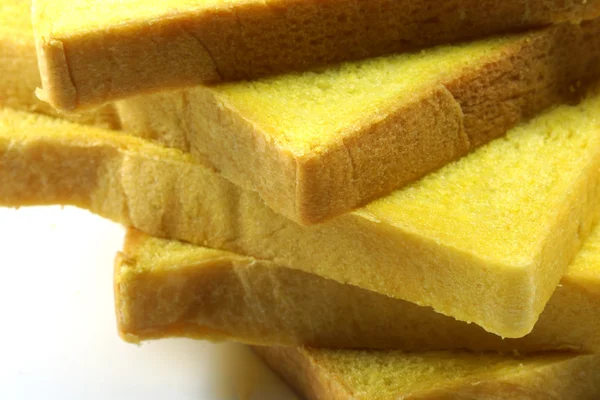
[31,1,78,112]
[292,84,467,225]
[113,249,141,344]
[440,249,541,339]
[494,259,542,339]
[33,34,79,112]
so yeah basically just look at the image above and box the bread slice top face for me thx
[119,228,250,274]
[3,87,600,338]
[296,350,570,397]
[0,107,175,158]
[254,346,600,400]
[121,224,600,292]
[362,91,600,266]
[208,37,508,154]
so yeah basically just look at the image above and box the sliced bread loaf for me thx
[2,92,600,337]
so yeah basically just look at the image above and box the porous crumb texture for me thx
[32,0,600,111]
[117,20,600,223]
[115,226,600,352]
[0,0,119,129]
[3,87,600,337]
[254,347,600,400]
[13,2,600,397]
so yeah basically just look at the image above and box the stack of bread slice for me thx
[3,0,600,397]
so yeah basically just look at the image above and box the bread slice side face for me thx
[114,227,600,352]
[32,0,600,111]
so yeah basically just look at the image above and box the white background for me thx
[0,206,298,400]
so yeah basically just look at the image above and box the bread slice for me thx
[3,91,600,337]
[115,226,600,353]
[253,347,600,400]
[0,0,118,129]
[32,0,600,111]
[118,21,600,224]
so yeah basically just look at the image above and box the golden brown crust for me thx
[34,0,600,111]
[118,21,600,224]
[295,86,468,222]
[447,20,600,148]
